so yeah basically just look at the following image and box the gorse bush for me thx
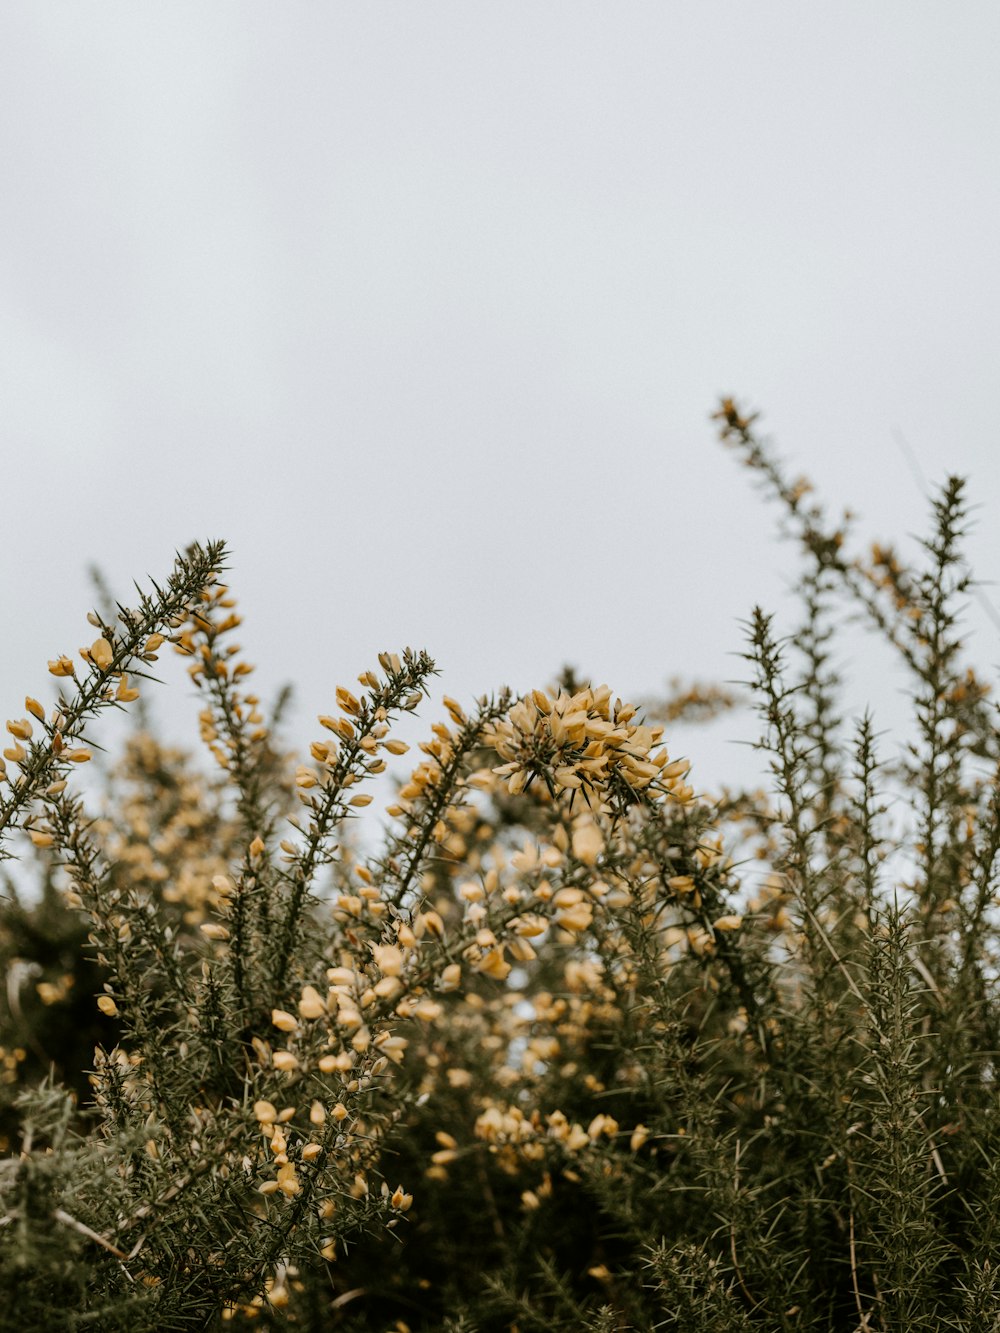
[2,402,999,1332]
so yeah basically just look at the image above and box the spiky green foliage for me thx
[2,407,999,1332]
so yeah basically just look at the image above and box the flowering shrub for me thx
[2,404,1000,1331]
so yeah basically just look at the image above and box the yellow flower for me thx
[443,695,466,725]
[565,1123,590,1151]
[336,686,362,715]
[554,901,593,933]
[474,946,511,981]
[372,944,405,977]
[90,637,114,670]
[711,914,743,932]
[116,674,140,703]
[298,986,326,1019]
[276,1162,301,1196]
[48,655,75,677]
[571,819,603,866]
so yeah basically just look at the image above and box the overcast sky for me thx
[3,4,999,801]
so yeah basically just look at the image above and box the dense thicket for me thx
[2,403,999,1332]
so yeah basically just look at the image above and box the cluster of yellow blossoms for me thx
[472,1100,648,1176]
[484,685,693,812]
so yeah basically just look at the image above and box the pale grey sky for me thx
[3,4,999,797]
